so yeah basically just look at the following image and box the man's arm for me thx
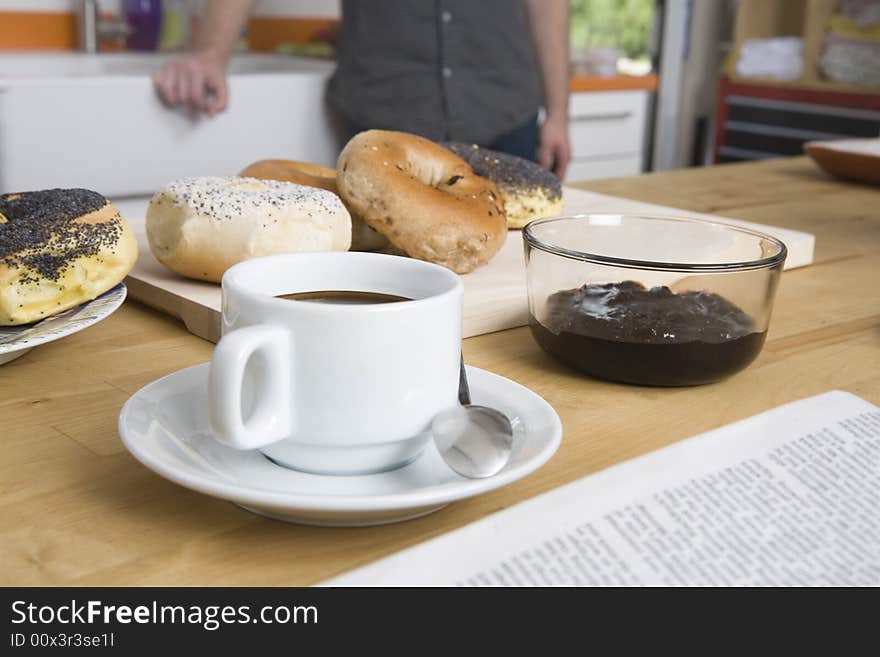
[153,0,256,115]
[524,0,571,180]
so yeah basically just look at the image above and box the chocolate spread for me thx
[529,281,766,386]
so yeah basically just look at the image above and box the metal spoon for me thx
[431,356,515,478]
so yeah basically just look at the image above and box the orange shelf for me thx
[0,12,76,50]
[569,73,658,93]
[247,17,338,51]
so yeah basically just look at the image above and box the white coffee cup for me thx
[208,252,463,475]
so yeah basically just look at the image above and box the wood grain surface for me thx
[2,157,878,586]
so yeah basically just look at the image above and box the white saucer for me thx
[0,283,127,365]
[118,363,562,526]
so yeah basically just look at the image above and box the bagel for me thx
[0,188,137,325]
[240,159,337,193]
[240,159,388,252]
[146,176,351,283]
[336,130,507,274]
[444,143,564,228]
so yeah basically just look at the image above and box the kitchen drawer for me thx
[726,95,880,136]
[568,90,649,159]
[713,78,880,164]
[721,96,880,159]
[565,154,642,183]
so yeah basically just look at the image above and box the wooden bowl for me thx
[804,139,880,186]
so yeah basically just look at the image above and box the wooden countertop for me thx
[2,157,878,586]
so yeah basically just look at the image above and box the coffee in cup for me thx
[274,290,411,304]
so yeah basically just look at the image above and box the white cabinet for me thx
[565,89,650,182]
[0,53,339,197]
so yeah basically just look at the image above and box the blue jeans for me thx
[487,113,539,162]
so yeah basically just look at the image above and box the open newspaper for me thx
[325,391,880,586]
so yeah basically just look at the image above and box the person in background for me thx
[153,0,571,179]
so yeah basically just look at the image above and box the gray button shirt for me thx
[328,0,544,144]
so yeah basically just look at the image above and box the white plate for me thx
[118,363,562,526]
[0,283,127,365]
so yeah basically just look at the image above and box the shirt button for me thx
[442,11,452,23]
[442,67,452,78]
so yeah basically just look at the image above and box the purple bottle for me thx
[124,0,162,51]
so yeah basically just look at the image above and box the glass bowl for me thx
[523,214,787,386]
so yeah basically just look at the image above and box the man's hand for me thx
[153,52,229,116]
[151,0,254,115]
[539,114,571,181]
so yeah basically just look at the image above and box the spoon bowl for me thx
[431,404,514,478]
[431,357,515,479]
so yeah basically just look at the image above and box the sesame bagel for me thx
[0,189,137,325]
[336,130,507,274]
[444,143,563,229]
[146,176,351,283]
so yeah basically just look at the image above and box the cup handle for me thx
[208,325,292,450]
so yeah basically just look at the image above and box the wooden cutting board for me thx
[123,187,815,343]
